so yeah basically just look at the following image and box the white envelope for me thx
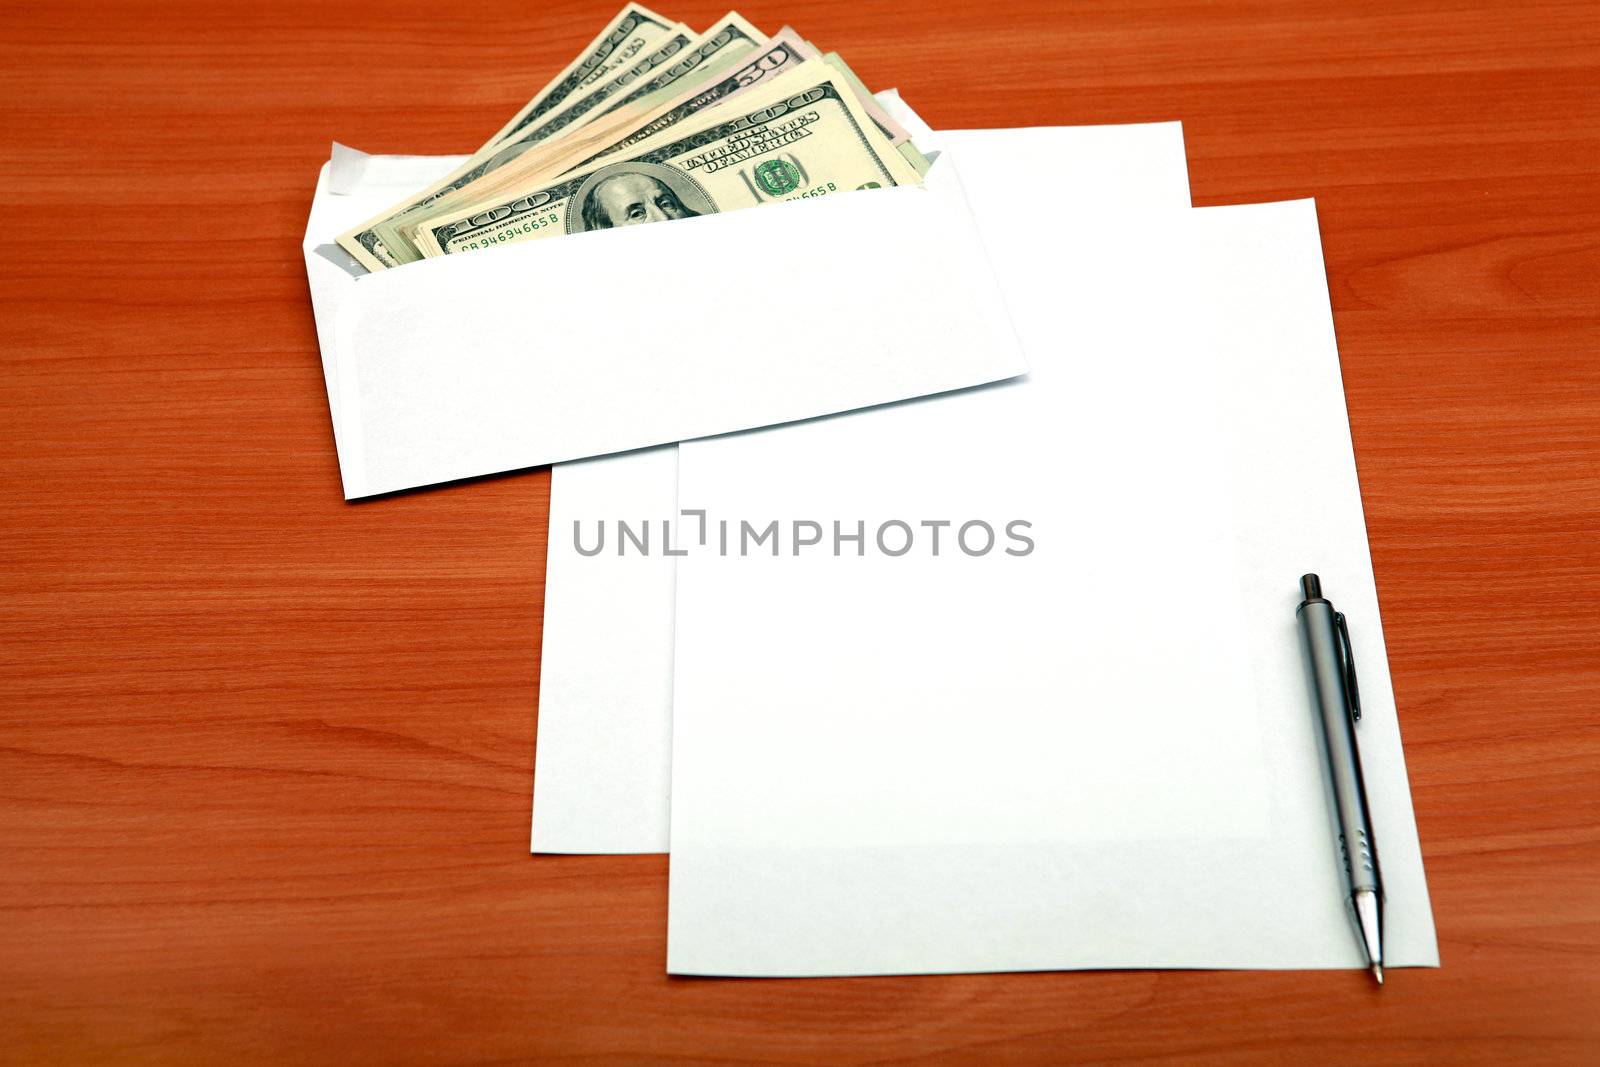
[302,152,1027,500]
[532,119,1196,853]
[666,199,1438,977]
[303,145,467,432]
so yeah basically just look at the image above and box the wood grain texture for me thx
[2,0,1598,1062]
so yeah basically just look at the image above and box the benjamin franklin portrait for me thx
[568,161,718,234]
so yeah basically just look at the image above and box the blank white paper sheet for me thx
[665,198,1439,976]
[531,120,1196,853]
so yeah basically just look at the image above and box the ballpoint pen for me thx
[1296,573,1386,985]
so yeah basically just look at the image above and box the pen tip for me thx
[1371,963,1384,985]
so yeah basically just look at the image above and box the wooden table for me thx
[4,1,1598,1061]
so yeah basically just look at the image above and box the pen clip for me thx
[1334,611,1361,721]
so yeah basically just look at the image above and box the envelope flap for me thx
[330,152,1027,499]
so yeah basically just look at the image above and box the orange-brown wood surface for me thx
[3,1,1598,1062]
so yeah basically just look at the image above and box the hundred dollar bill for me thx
[415,69,921,260]
[395,29,819,253]
[820,52,911,146]
[378,14,771,266]
[336,21,697,272]
[332,6,681,272]
[422,29,812,227]
[477,3,676,151]
[345,15,769,271]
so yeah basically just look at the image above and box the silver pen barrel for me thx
[1296,574,1385,982]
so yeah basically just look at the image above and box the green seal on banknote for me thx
[754,158,802,195]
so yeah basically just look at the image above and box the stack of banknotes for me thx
[336,5,930,273]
